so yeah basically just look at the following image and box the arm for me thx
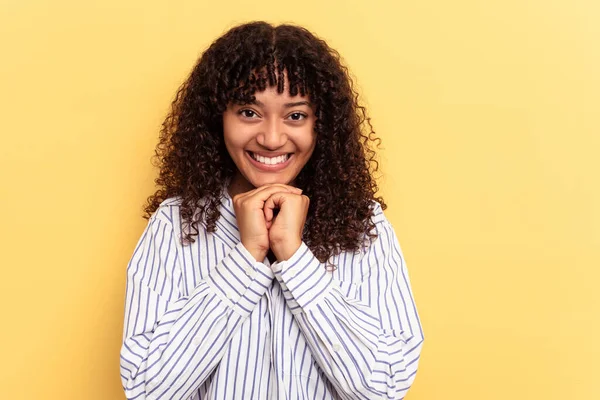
[271,207,424,400]
[120,211,273,400]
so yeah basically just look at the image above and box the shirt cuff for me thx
[272,241,333,314]
[206,241,274,317]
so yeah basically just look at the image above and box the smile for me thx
[250,152,290,164]
[246,151,293,172]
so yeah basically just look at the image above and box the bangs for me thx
[228,60,311,105]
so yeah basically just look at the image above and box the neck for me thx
[227,173,253,198]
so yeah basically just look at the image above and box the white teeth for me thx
[250,153,290,165]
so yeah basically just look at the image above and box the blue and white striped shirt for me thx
[120,186,424,399]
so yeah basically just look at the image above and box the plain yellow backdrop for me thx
[1,0,598,399]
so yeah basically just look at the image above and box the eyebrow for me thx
[252,99,312,108]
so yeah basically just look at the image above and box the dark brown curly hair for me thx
[143,21,387,263]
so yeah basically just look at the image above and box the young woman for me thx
[120,21,424,400]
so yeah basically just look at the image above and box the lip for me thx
[246,151,293,172]
[250,150,290,157]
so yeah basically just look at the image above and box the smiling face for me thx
[223,76,317,197]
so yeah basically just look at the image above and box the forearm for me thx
[272,240,424,399]
[121,241,273,400]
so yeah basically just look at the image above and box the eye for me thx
[239,109,259,118]
[288,112,307,121]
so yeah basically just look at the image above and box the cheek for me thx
[223,127,247,154]
[222,113,245,144]
[300,131,317,154]
[222,135,244,164]
[292,126,316,151]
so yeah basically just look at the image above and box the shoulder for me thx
[151,195,215,233]
[149,196,184,226]
[369,199,387,226]
[354,199,392,248]
[367,199,401,243]
[159,196,184,208]
[348,199,398,261]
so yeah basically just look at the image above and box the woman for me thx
[120,20,424,400]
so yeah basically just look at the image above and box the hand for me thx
[264,191,310,262]
[233,184,302,262]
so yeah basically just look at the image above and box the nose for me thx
[256,117,287,149]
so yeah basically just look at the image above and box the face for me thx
[223,77,317,197]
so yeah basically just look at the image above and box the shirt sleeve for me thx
[271,207,424,400]
[120,211,273,400]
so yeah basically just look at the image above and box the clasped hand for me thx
[232,184,309,263]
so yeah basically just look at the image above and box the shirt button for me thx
[288,267,298,277]
[226,292,233,300]
[193,335,202,346]
[245,266,253,276]
[333,343,341,352]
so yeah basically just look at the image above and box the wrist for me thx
[272,240,301,262]
[241,241,268,262]
[250,249,268,262]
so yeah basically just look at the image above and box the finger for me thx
[254,184,302,197]
[263,192,282,223]
[248,186,301,206]
[233,184,298,203]
[263,192,291,223]
[245,184,302,198]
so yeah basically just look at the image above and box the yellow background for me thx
[1,0,598,399]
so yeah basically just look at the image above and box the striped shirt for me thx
[120,186,424,400]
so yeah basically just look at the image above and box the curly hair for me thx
[143,21,387,264]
